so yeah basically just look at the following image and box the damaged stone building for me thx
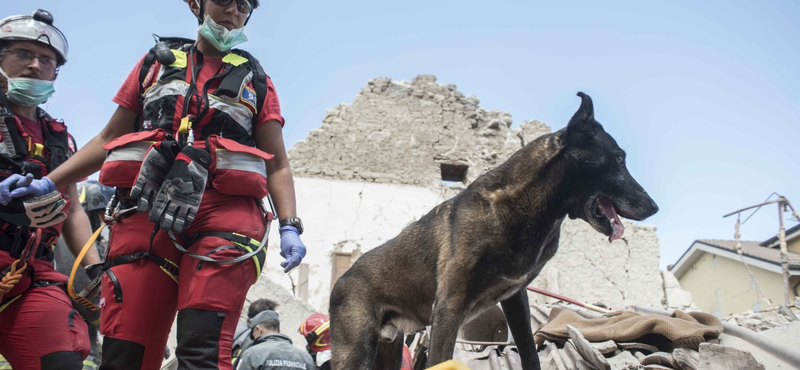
[245,75,688,348]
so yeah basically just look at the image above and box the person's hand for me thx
[279,225,306,273]
[0,174,56,203]
[0,174,26,206]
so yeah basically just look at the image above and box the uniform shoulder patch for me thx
[241,85,258,110]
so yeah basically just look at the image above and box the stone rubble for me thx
[290,75,548,188]
[446,303,789,370]
[723,309,794,332]
[697,343,765,370]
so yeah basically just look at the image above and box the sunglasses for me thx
[208,0,254,14]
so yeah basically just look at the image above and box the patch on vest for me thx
[241,85,257,110]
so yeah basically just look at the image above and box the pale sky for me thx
[5,1,799,269]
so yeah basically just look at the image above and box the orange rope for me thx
[0,260,27,302]
[0,229,40,302]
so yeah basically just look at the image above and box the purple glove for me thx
[0,174,56,206]
[279,225,307,273]
[0,174,24,206]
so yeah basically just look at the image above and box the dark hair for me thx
[257,319,280,332]
[247,298,278,319]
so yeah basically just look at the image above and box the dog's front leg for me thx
[501,288,541,370]
[426,297,467,367]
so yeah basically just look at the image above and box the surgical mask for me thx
[0,66,55,106]
[198,15,248,52]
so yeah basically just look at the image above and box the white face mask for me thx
[0,66,55,106]
[198,15,248,52]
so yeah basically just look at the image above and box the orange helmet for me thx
[299,313,330,352]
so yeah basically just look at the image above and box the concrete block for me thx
[697,343,764,370]
[568,325,610,370]
[607,351,643,370]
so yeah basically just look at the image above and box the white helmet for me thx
[0,9,68,65]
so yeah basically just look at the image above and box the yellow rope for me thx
[67,224,106,311]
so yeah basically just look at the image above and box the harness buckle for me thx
[130,251,149,260]
[178,115,193,135]
[103,193,136,225]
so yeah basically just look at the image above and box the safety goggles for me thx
[208,0,254,14]
[0,48,58,70]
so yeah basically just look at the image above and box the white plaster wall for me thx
[256,177,449,312]
[531,220,665,309]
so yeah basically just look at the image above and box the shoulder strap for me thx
[2,115,30,157]
[137,36,196,101]
[232,49,268,126]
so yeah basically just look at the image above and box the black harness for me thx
[135,35,269,146]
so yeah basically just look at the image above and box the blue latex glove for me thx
[0,174,24,206]
[0,174,55,206]
[279,225,307,273]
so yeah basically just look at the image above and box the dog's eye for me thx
[616,155,624,164]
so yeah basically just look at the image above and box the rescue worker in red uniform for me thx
[0,9,101,370]
[4,1,309,369]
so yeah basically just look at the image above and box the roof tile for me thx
[697,239,800,267]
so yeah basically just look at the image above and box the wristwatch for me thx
[279,217,304,235]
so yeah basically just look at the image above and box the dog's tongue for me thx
[598,197,624,242]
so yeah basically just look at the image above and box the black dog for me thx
[329,92,658,370]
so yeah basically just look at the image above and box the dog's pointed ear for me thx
[566,92,599,144]
[569,92,594,126]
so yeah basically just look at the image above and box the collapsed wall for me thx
[250,75,676,322]
[290,75,550,188]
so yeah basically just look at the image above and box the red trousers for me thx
[99,190,266,370]
[0,285,90,369]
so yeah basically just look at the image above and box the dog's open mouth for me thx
[594,197,624,242]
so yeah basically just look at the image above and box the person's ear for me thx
[190,0,202,16]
